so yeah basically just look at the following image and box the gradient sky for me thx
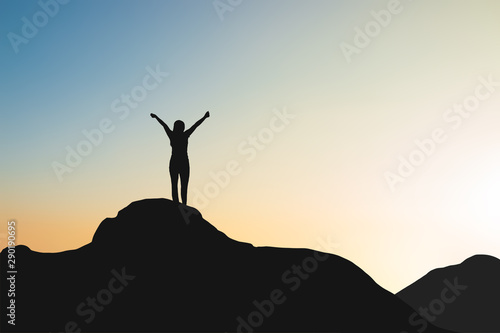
[1,0,500,293]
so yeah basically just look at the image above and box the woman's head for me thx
[173,120,185,133]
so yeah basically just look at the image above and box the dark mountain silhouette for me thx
[1,198,453,332]
[397,255,500,333]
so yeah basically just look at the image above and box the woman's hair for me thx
[173,120,185,133]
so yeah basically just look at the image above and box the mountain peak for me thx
[397,253,500,332]
[461,253,500,266]
[91,198,241,250]
[2,198,452,332]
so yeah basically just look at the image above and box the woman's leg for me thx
[180,158,190,204]
[169,158,180,203]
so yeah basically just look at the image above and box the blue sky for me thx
[2,0,500,293]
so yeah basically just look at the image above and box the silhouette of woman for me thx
[150,111,210,204]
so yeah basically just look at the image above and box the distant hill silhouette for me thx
[397,255,500,332]
[1,198,453,332]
